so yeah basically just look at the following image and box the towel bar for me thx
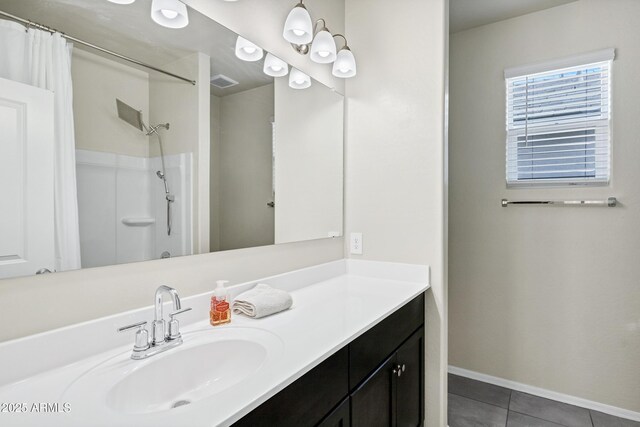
[501,197,617,207]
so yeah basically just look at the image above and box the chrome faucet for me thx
[118,285,192,360]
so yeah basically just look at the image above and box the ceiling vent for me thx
[210,74,239,89]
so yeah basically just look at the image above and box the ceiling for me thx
[0,0,272,96]
[450,0,579,33]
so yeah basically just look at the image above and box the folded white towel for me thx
[232,284,293,318]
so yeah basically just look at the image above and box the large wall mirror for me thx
[0,0,344,279]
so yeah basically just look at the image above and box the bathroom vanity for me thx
[233,293,424,427]
[0,260,429,427]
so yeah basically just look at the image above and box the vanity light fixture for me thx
[309,19,336,64]
[289,68,311,89]
[151,0,189,29]
[283,1,357,78]
[263,53,289,77]
[107,0,136,4]
[235,36,264,62]
[283,1,313,45]
[332,34,356,78]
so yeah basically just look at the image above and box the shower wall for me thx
[72,48,195,268]
[149,52,211,255]
[76,150,192,268]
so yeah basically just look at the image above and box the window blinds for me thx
[505,53,613,185]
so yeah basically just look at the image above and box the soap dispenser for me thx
[210,280,231,326]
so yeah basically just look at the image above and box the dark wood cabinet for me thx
[395,329,425,427]
[317,398,351,427]
[232,293,425,427]
[351,356,395,427]
[232,347,348,427]
[351,328,425,427]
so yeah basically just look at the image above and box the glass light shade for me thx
[289,68,311,90]
[310,29,337,64]
[332,48,357,78]
[108,0,135,3]
[235,36,264,62]
[283,4,313,45]
[151,0,189,28]
[263,53,289,77]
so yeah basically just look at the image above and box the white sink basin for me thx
[63,327,283,416]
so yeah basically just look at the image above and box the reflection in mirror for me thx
[0,0,343,279]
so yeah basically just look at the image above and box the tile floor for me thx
[448,374,640,427]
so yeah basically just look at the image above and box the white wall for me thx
[344,0,448,425]
[219,84,275,251]
[449,0,640,413]
[274,77,344,244]
[71,48,150,157]
[0,4,344,343]
[210,94,221,252]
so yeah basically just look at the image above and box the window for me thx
[505,50,614,186]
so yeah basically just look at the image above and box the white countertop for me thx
[0,259,429,427]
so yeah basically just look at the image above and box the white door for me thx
[0,77,55,278]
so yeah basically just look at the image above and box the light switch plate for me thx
[350,232,363,255]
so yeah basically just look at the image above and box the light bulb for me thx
[151,0,189,28]
[332,48,356,78]
[289,68,311,89]
[310,29,337,64]
[235,36,264,62]
[283,3,313,44]
[161,9,178,19]
[263,53,289,77]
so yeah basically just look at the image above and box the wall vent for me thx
[210,74,239,89]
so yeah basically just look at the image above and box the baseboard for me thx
[448,366,640,422]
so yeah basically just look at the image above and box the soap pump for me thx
[210,280,231,326]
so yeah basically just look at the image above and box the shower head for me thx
[156,171,165,179]
[116,98,145,131]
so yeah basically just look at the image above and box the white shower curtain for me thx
[0,19,82,271]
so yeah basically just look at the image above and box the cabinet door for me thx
[317,397,350,427]
[395,328,424,427]
[351,356,396,427]
[350,294,424,390]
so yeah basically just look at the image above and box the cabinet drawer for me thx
[349,293,424,390]
[233,346,349,427]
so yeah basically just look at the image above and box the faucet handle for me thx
[169,307,192,318]
[117,320,147,332]
[168,307,192,341]
[118,321,150,352]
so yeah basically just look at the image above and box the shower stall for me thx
[74,98,193,268]
[116,98,174,237]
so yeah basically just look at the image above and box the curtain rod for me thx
[0,9,196,86]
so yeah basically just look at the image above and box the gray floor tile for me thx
[591,410,640,427]
[449,393,508,427]
[509,391,592,427]
[508,411,564,427]
[449,374,512,409]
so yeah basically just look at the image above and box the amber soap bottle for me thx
[210,280,231,326]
